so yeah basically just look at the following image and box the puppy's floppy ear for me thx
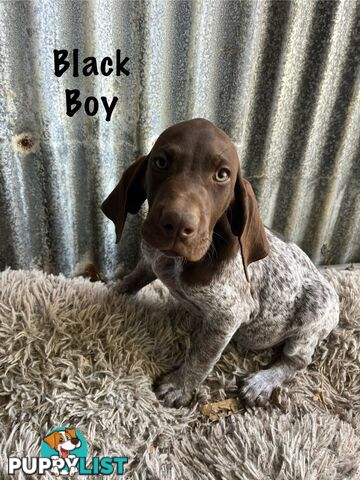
[101,155,148,243]
[228,174,270,281]
[66,428,77,439]
[43,431,60,450]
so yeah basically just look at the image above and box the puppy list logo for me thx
[8,426,128,476]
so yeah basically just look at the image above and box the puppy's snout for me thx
[160,210,198,241]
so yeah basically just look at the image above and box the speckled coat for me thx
[118,228,339,408]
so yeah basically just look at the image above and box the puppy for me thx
[43,429,81,476]
[101,118,339,408]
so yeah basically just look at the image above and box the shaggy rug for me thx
[0,267,359,480]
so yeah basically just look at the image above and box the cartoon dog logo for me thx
[43,428,81,476]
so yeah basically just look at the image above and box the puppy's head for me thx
[101,118,269,277]
[43,429,81,457]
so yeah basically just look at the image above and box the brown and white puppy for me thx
[43,428,81,458]
[43,429,81,476]
[101,118,339,408]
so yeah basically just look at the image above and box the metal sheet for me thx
[0,0,359,276]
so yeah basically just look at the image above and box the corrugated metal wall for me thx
[0,0,359,277]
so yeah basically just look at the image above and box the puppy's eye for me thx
[214,168,230,182]
[153,157,168,169]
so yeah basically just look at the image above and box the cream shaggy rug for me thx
[0,267,359,479]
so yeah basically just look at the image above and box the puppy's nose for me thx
[160,210,197,240]
[71,438,79,445]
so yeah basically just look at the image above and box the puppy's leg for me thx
[239,307,339,406]
[238,336,316,406]
[155,314,242,408]
[111,258,156,295]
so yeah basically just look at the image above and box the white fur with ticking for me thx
[120,229,340,408]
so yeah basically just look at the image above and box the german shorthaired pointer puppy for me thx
[101,118,339,408]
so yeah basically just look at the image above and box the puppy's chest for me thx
[149,252,245,316]
[151,255,182,290]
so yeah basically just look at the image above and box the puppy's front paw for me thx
[107,276,139,295]
[239,370,279,407]
[154,371,194,408]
